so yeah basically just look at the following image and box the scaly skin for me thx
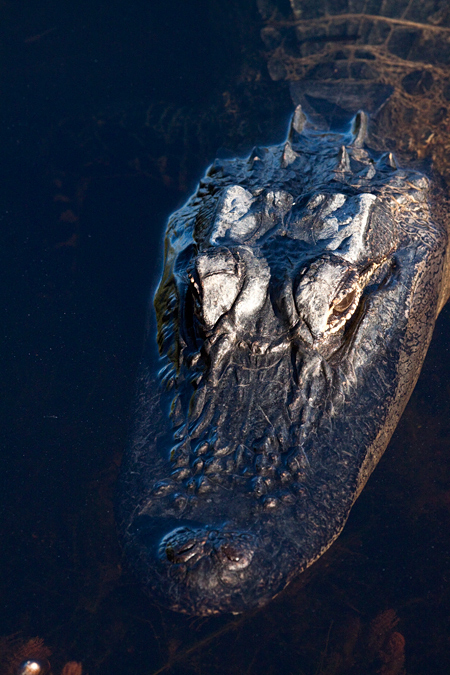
[118,103,449,614]
[118,0,450,615]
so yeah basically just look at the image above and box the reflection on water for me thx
[1,0,450,672]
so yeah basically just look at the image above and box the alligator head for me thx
[118,108,448,615]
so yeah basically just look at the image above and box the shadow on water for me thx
[1,0,450,673]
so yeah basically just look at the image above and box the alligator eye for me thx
[326,282,362,334]
[195,248,242,329]
[332,288,357,314]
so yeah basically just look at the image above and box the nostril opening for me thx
[165,539,199,563]
[159,526,207,565]
[165,545,176,563]
[216,542,254,571]
[222,545,241,562]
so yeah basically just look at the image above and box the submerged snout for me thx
[128,515,292,615]
[158,524,258,614]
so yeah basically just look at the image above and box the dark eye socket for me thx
[333,288,357,314]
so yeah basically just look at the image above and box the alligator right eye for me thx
[326,281,362,335]
[195,248,242,328]
[332,288,357,314]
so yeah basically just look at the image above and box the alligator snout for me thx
[156,526,256,612]
[125,513,293,614]
[161,526,254,570]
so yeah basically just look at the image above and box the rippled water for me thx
[1,1,450,673]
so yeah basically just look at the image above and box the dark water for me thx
[1,1,450,673]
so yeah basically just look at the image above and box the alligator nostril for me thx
[159,525,256,575]
[217,543,253,571]
[159,526,207,565]
[165,540,200,564]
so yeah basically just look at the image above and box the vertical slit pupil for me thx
[333,289,356,314]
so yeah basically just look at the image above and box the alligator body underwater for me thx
[118,1,450,616]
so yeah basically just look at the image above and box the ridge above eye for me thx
[196,247,240,279]
[194,248,242,329]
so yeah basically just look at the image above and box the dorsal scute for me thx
[336,145,351,172]
[351,111,368,148]
[377,152,398,170]
[288,104,307,141]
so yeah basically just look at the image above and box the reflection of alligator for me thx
[118,1,450,615]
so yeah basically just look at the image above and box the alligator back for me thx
[260,0,450,309]
[260,0,450,175]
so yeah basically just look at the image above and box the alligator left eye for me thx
[333,289,357,314]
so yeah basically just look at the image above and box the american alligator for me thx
[118,0,450,615]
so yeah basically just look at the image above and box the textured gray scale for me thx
[118,0,450,616]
